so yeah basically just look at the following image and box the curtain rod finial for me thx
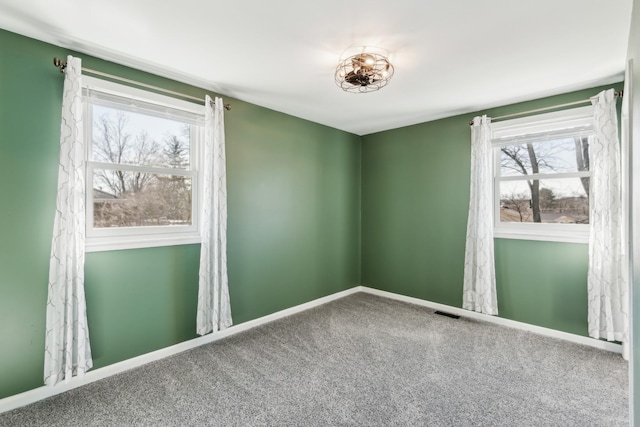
[209,101,231,111]
[53,57,67,73]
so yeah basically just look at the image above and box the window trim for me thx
[82,76,204,252]
[491,106,594,244]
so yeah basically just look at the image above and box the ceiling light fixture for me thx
[335,48,394,93]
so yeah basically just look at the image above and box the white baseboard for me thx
[0,287,360,414]
[0,284,621,414]
[360,286,622,354]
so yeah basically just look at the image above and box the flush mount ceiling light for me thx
[335,48,394,93]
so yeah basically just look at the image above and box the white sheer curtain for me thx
[197,96,232,335]
[588,88,629,358]
[44,55,93,386]
[462,115,498,315]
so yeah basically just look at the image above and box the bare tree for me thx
[501,192,532,222]
[575,136,590,196]
[526,144,541,222]
[500,144,542,222]
[500,137,583,223]
[91,113,196,228]
[93,112,161,196]
[93,112,130,195]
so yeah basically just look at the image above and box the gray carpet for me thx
[0,293,628,426]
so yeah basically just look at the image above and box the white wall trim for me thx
[0,287,360,414]
[360,286,622,354]
[0,285,622,414]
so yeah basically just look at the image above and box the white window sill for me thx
[494,226,589,244]
[85,233,201,252]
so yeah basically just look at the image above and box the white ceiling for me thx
[0,0,633,135]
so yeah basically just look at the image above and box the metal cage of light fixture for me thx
[335,50,394,93]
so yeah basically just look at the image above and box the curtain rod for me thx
[468,90,623,126]
[53,57,231,110]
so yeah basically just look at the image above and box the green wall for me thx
[361,83,623,337]
[0,29,361,399]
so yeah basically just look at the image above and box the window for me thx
[492,106,594,243]
[83,76,205,252]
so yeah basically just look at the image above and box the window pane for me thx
[93,170,192,228]
[499,178,589,224]
[91,105,191,169]
[499,136,590,177]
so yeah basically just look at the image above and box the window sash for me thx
[491,106,594,140]
[492,126,593,147]
[497,171,591,182]
[88,161,196,177]
[82,76,204,252]
[86,164,199,235]
[83,76,204,124]
[491,107,594,244]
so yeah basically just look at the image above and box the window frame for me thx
[82,76,205,252]
[491,106,594,244]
